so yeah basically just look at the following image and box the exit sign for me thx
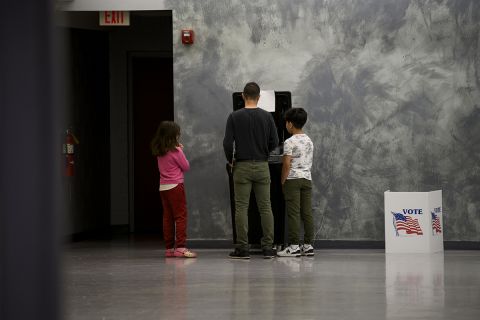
[99,11,130,26]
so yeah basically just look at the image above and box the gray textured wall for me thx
[169,0,480,241]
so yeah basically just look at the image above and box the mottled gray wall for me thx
[168,0,480,241]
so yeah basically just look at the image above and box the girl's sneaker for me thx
[277,245,301,257]
[301,244,315,256]
[165,248,175,258]
[174,248,197,258]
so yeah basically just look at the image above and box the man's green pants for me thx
[233,161,274,251]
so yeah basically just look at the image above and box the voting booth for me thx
[384,190,443,253]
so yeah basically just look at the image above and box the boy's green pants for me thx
[283,178,313,244]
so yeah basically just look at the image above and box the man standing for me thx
[223,82,279,259]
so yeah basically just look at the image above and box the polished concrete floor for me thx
[64,241,480,320]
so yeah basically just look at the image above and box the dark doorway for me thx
[67,28,111,236]
[130,54,174,233]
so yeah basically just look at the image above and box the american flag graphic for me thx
[431,212,442,234]
[392,212,423,236]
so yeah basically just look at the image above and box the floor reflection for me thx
[163,258,197,320]
[386,253,444,319]
[229,256,276,320]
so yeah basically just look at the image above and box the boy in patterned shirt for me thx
[277,108,315,257]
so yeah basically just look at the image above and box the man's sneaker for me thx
[262,248,276,259]
[301,244,315,256]
[229,248,250,259]
[277,245,301,257]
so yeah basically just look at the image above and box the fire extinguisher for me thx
[63,129,79,177]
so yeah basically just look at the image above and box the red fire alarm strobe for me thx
[181,29,194,44]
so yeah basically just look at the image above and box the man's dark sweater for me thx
[223,107,279,163]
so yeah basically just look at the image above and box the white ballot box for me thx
[384,190,443,253]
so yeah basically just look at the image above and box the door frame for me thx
[127,51,173,233]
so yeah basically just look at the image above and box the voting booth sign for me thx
[384,190,443,253]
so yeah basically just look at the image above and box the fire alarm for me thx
[181,29,194,44]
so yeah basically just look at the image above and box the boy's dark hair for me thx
[285,108,308,129]
[243,82,260,100]
[151,121,180,156]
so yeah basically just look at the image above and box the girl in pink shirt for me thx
[151,121,197,258]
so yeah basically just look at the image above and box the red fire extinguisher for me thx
[63,129,79,177]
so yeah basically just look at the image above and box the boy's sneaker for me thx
[301,244,315,256]
[277,245,301,257]
[229,248,250,259]
[262,248,276,259]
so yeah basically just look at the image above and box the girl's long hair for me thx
[151,121,180,156]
